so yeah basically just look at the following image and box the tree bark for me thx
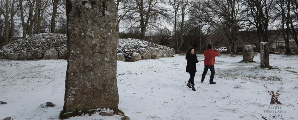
[27,0,35,36]
[4,0,9,45]
[10,0,17,40]
[290,19,298,48]
[51,0,59,33]
[19,0,26,38]
[178,0,188,53]
[174,1,178,53]
[34,0,41,34]
[285,0,291,53]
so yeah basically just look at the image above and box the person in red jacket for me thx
[201,44,219,84]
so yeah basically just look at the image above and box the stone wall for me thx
[0,33,67,60]
[117,38,175,62]
[0,36,175,61]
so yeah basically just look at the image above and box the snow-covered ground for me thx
[0,54,298,120]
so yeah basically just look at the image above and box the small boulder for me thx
[0,101,7,104]
[57,46,67,59]
[7,53,19,60]
[3,117,12,120]
[117,53,125,61]
[138,48,151,59]
[121,116,130,120]
[99,112,114,116]
[44,48,58,59]
[19,51,28,60]
[45,102,55,107]
[149,47,157,59]
[130,53,142,62]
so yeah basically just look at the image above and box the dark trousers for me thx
[188,72,196,85]
[201,65,215,83]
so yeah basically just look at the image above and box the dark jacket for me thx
[186,54,198,72]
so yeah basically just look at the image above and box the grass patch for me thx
[59,108,124,119]
[238,60,257,63]
[267,66,280,70]
[284,53,298,55]
[111,107,125,115]
[286,70,298,73]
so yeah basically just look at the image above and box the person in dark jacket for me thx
[186,48,199,91]
[201,44,219,84]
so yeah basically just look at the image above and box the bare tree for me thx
[170,0,179,53]
[177,0,188,53]
[4,0,9,45]
[285,0,291,53]
[19,0,26,38]
[275,0,295,53]
[200,0,245,55]
[51,0,59,33]
[10,0,17,40]
[0,0,4,47]
[27,0,35,36]
[119,0,169,40]
[289,0,298,48]
[34,0,41,34]
[247,0,275,43]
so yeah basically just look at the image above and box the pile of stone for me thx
[117,38,175,62]
[0,34,175,61]
[0,33,67,60]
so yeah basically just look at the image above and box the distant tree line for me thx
[0,0,66,48]
[118,0,298,54]
[1,0,298,55]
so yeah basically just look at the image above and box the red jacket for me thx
[204,49,219,65]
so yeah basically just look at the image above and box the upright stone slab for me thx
[260,42,270,68]
[243,45,254,62]
[64,0,119,112]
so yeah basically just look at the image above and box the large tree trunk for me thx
[174,2,178,53]
[4,0,9,45]
[19,0,26,38]
[138,0,146,40]
[27,1,35,36]
[51,0,59,33]
[290,19,298,48]
[10,0,17,40]
[64,0,119,112]
[178,0,187,53]
[285,0,291,53]
[280,0,288,53]
[34,0,41,34]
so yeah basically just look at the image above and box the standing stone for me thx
[260,42,270,68]
[64,0,119,112]
[243,45,254,62]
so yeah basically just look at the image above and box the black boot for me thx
[210,82,216,84]
[201,78,204,83]
[187,82,191,88]
[192,85,196,91]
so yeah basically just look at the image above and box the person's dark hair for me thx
[207,44,212,49]
[186,48,196,59]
